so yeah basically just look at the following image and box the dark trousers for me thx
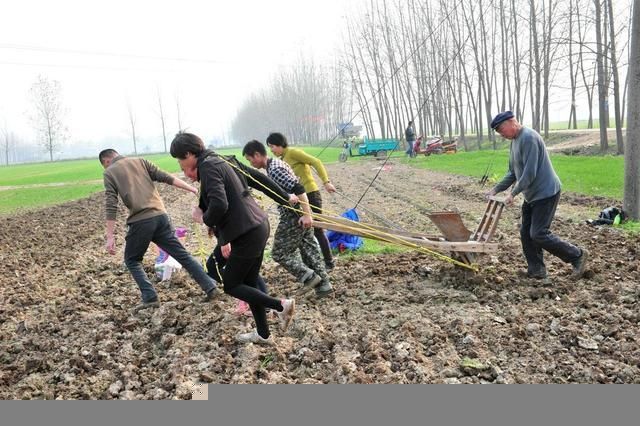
[124,214,215,303]
[221,220,282,339]
[307,190,333,265]
[520,192,581,274]
[206,244,268,294]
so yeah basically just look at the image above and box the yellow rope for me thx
[191,222,211,269]
[215,155,479,271]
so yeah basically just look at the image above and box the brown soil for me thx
[1,159,638,398]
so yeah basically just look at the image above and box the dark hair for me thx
[170,132,205,159]
[266,132,288,148]
[242,140,267,157]
[98,148,118,164]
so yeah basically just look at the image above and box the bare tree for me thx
[541,0,562,138]
[624,0,640,219]
[577,2,596,128]
[227,0,631,156]
[126,98,138,155]
[175,93,183,132]
[567,0,579,129]
[230,54,349,145]
[156,86,168,152]
[529,0,542,132]
[607,0,625,154]
[29,75,68,162]
[1,121,15,166]
[511,0,524,121]
[594,0,610,151]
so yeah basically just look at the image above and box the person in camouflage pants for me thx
[243,140,333,297]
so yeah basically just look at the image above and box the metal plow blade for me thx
[427,211,472,242]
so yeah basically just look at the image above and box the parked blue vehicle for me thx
[356,137,399,157]
[338,136,401,162]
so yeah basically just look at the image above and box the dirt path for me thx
[546,129,620,153]
[0,159,638,397]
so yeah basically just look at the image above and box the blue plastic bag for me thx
[326,208,364,251]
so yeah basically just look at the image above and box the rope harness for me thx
[214,155,478,272]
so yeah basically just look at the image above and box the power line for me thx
[0,59,187,73]
[0,43,230,65]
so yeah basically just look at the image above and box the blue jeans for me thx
[520,192,582,274]
[406,140,414,155]
[124,214,216,302]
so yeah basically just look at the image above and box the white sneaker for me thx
[276,299,296,331]
[235,330,274,345]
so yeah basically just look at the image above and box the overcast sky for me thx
[1,0,359,154]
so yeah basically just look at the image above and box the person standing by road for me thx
[405,121,417,157]
[486,111,588,281]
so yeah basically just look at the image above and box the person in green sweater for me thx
[266,132,336,270]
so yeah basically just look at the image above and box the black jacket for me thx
[196,151,289,245]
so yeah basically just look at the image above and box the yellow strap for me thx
[213,155,478,272]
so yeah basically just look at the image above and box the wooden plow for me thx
[313,196,505,267]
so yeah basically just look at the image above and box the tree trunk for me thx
[568,0,577,129]
[157,87,167,153]
[624,0,640,220]
[607,0,625,154]
[594,0,609,152]
[530,0,542,132]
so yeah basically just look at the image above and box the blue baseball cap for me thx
[491,111,514,130]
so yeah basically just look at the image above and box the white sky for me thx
[0,0,358,153]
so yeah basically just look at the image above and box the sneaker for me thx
[235,330,274,345]
[133,299,159,312]
[571,249,589,278]
[325,260,336,271]
[300,273,322,293]
[276,299,296,331]
[203,288,219,302]
[235,300,252,317]
[315,282,333,298]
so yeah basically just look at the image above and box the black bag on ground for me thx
[587,206,626,226]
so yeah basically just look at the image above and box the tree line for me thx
[233,0,631,154]
[230,57,352,145]
[231,0,639,217]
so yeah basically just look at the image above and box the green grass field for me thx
[403,150,624,199]
[0,183,104,215]
[0,147,342,215]
[0,145,633,239]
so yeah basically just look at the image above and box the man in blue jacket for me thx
[486,111,588,281]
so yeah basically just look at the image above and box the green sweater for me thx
[103,156,175,223]
[281,147,330,193]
